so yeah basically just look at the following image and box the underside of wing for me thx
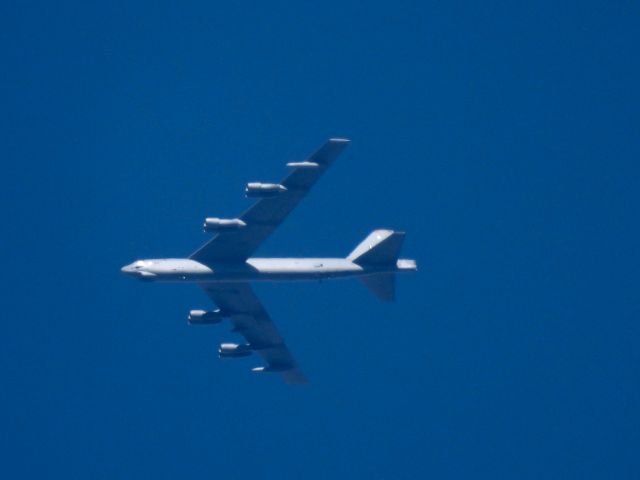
[190,138,350,264]
[199,282,307,384]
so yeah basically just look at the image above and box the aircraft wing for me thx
[190,138,350,263]
[199,282,307,384]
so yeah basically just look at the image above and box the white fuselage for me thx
[120,257,411,283]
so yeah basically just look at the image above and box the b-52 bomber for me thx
[121,139,417,383]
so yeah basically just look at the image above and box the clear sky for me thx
[1,1,638,478]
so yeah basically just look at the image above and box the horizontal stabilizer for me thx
[348,230,405,265]
[360,273,396,302]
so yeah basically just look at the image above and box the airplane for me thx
[121,138,417,384]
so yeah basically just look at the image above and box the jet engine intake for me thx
[218,343,253,358]
[245,182,287,198]
[188,309,223,325]
[202,217,247,232]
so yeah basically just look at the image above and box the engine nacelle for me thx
[245,182,287,198]
[188,309,223,325]
[218,343,253,358]
[202,217,247,232]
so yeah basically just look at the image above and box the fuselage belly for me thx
[119,257,399,283]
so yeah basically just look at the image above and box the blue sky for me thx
[1,1,638,478]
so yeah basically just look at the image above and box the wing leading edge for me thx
[189,138,350,263]
[199,282,307,384]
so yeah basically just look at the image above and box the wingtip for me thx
[329,137,350,143]
[283,369,309,385]
[252,366,308,385]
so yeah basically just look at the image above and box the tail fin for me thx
[347,229,405,265]
[348,230,414,302]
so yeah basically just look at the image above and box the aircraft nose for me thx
[121,264,133,274]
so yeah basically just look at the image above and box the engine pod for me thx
[188,309,223,325]
[202,217,247,232]
[245,182,287,198]
[218,343,253,358]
